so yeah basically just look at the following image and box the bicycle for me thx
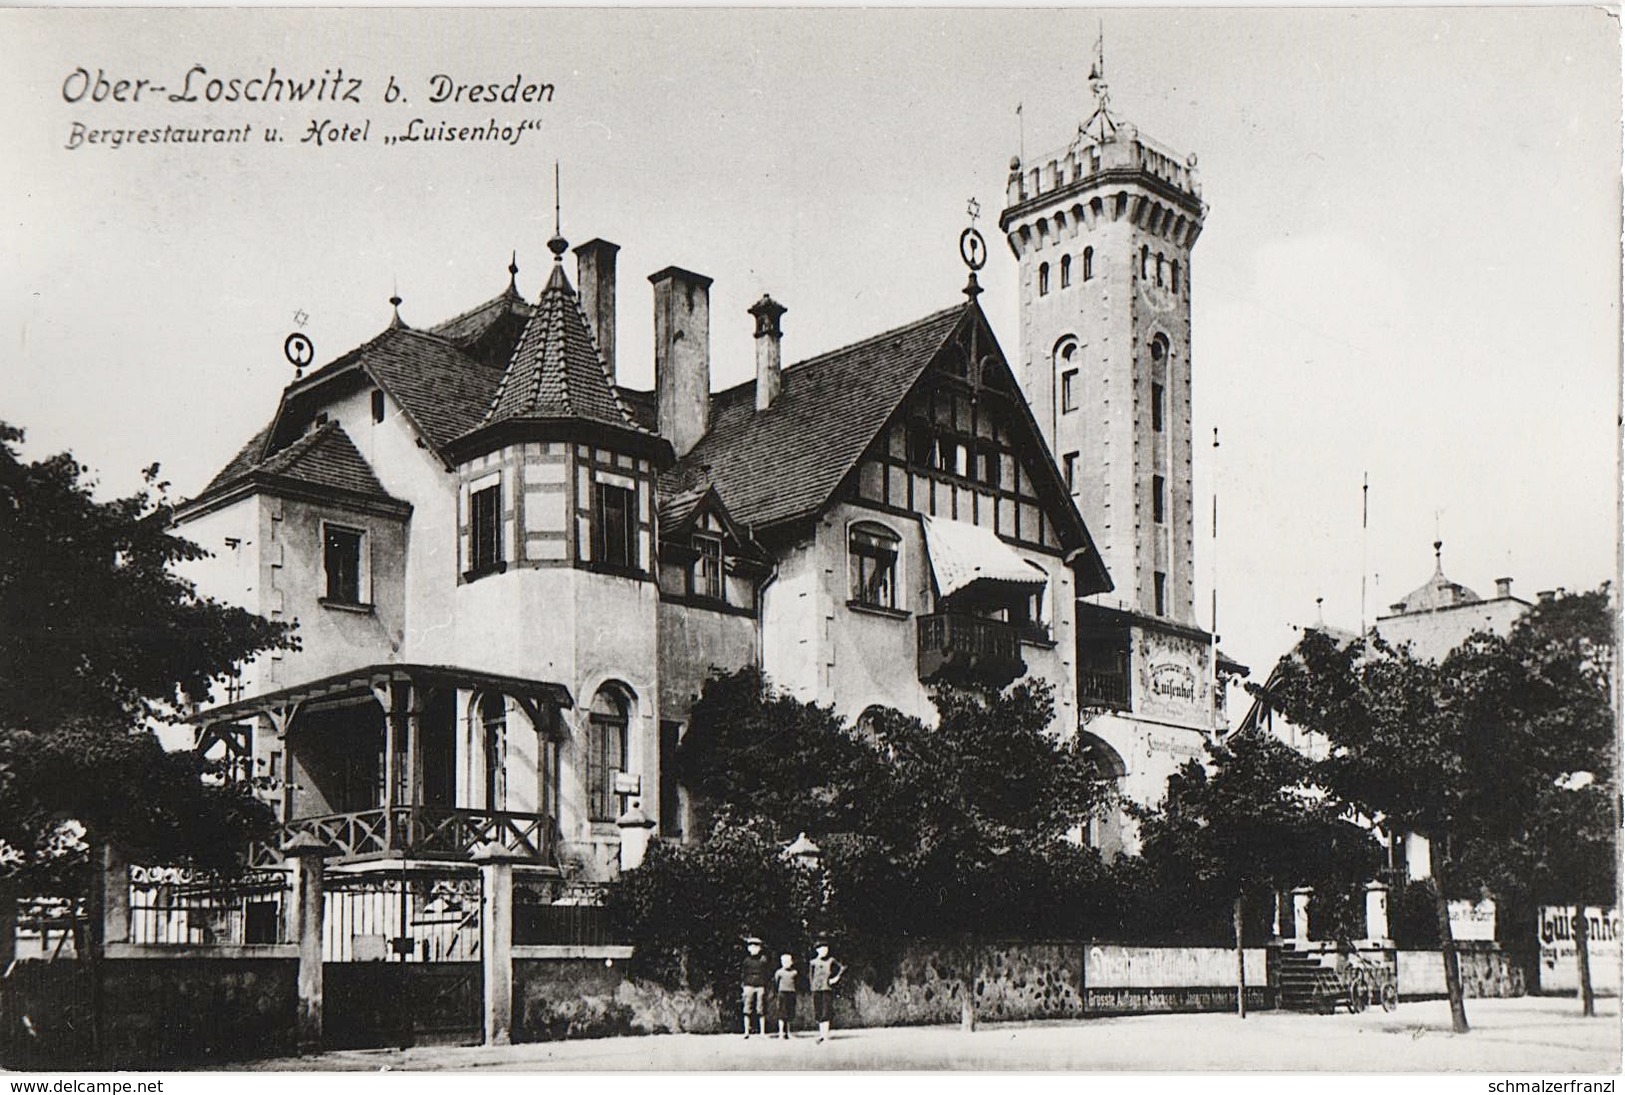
[1342,945,1399,1013]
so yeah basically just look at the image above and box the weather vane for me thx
[284,331,315,378]
[960,198,987,301]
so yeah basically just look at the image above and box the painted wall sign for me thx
[1538,906,1622,992]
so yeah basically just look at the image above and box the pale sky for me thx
[2,7,1619,690]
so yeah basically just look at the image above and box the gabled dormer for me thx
[656,485,770,615]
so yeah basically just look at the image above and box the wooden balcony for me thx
[251,806,556,868]
[917,612,1027,689]
[1080,668,1131,710]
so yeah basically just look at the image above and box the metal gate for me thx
[321,870,483,1049]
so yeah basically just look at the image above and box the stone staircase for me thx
[1276,947,1340,1012]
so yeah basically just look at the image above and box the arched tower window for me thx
[1170,259,1181,296]
[1055,340,1080,414]
[588,685,630,821]
[1155,253,1166,288]
[1038,262,1050,297]
[1140,245,1150,279]
[1082,247,1094,281]
[1059,254,1072,289]
[479,693,507,810]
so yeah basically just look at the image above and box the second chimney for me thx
[650,266,712,458]
[749,294,788,412]
[575,239,619,382]
[1495,576,1513,599]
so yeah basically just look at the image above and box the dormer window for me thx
[693,532,724,602]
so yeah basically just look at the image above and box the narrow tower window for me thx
[371,390,385,424]
[471,482,502,574]
[1152,382,1165,432]
[1082,247,1094,281]
[1155,253,1166,287]
[1061,369,1079,413]
[1153,475,1166,524]
[1060,254,1072,289]
[1171,259,1181,295]
[1038,262,1050,296]
[1064,452,1079,493]
[1140,245,1150,279]
[1154,572,1167,617]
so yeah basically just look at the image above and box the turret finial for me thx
[548,162,568,260]
[389,282,404,328]
[508,249,520,294]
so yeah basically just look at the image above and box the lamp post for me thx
[782,832,825,943]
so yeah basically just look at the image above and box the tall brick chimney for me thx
[650,266,712,457]
[574,239,619,382]
[749,294,787,412]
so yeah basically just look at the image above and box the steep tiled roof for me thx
[484,256,647,435]
[257,422,393,500]
[430,287,535,370]
[196,421,402,511]
[360,327,503,451]
[200,420,275,498]
[663,305,966,532]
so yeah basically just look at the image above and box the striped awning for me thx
[920,515,1047,600]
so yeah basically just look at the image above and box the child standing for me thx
[740,936,771,1038]
[772,953,799,1039]
[808,939,845,1043]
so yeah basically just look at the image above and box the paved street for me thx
[243,996,1620,1072]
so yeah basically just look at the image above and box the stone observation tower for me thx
[999,53,1206,625]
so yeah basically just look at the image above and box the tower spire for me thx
[1083,19,1118,144]
[548,162,568,264]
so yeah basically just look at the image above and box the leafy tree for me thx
[1262,588,1617,1032]
[621,669,1114,1023]
[1135,728,1382,1016]
[0,422,296,910]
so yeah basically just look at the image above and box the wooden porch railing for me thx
[250,806,555,867]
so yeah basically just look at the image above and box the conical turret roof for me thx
[483,239,646,434]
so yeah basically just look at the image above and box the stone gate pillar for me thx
[283,831,332,1055]
[473,842,525,1046]
[1364,880,1391,943]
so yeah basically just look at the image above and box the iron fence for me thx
[128,865,291,947]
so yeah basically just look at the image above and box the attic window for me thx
[693,532,724,602]
[371,390,385,424]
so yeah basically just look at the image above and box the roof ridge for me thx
[706,302,968,406]
[429,287,534,339]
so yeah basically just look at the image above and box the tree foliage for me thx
[1258,588,1617,1030]
[612,668,1119,1009]
[1135,727,1382,944]
[0,423,297,895]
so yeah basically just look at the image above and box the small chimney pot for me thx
[1494,577,1513,599]
[749,294,788,412]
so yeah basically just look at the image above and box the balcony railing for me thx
[251,806,556,867]
[1080,668,1131,710]
[917,612,1026,688]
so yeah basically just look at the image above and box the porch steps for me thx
[1277,949,1338,1011]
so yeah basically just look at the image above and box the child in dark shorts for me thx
[808,940,845,1043]
[772,953,799,1039]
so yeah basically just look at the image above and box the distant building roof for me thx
[1383,541,1481,616]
